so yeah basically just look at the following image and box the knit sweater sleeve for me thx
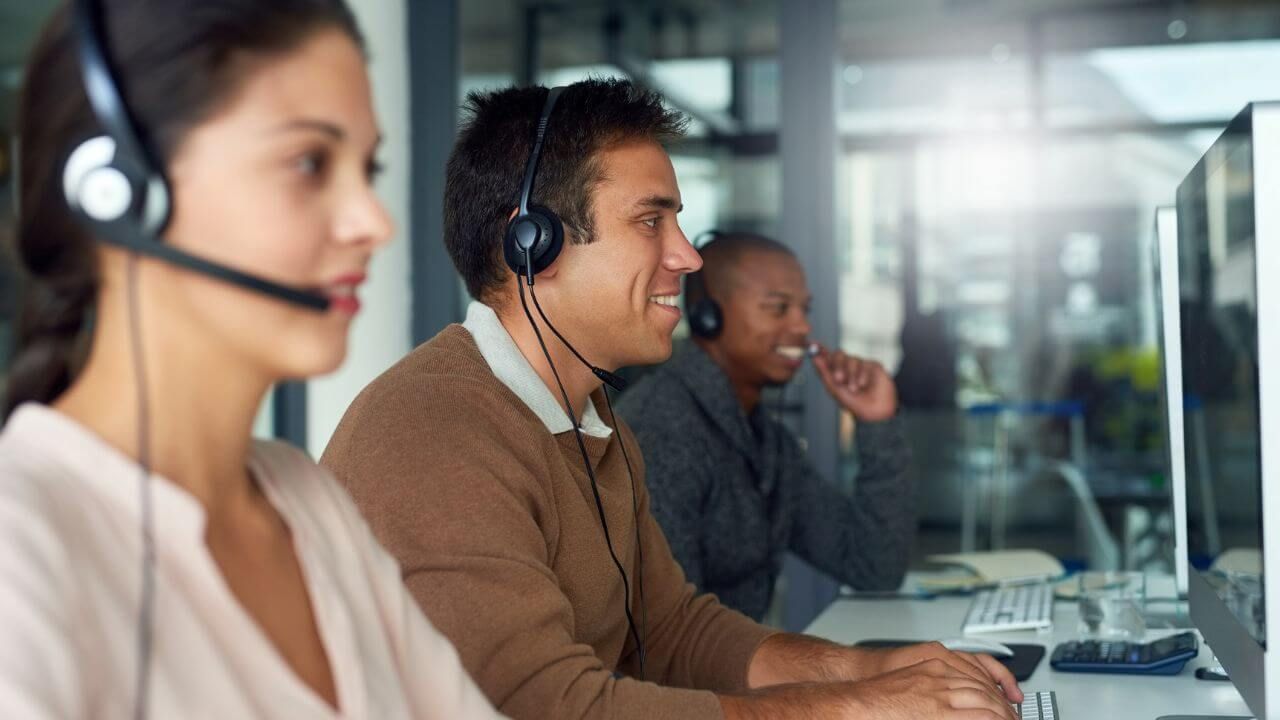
[615,423,777,692]
[784,416,915,591]
[322,374,749,720]
[619,409,710,591]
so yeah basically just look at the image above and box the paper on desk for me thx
[920,549,1066,590]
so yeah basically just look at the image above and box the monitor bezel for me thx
[1154,204,1189,597]
[1180,100,1280,720]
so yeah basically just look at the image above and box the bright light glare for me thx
[935,139,1034,212]
[1087,41,1280,123]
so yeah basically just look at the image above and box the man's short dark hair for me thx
[444,78,688,304]
[686,231,795,307]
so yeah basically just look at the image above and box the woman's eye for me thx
[366,159,385,182]
[295,150,328,177]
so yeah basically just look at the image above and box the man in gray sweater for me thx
[618,231,915,621]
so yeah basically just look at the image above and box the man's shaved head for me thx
[686,231,795,308]
[684,230,813,393]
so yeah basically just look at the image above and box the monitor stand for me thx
[1161,664,1253,717]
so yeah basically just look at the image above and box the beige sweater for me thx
[321,324,776,719]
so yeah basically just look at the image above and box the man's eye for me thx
[642,217,659,229]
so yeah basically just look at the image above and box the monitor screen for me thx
[1178,120,1264,648]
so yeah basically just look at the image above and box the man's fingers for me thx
[918,663,1017,720]
[954,652,1000,685]
[830,351,849,383]
[917,646,986,677]
[811,353,841,391]
[944,685,1020,720]
[916,649,1004,699]
[842,356,861,387]
[815,350,855,394]
[852,359,873,390]
[947,656,1002,691]
[913,655,993,689]
[829,353,880,393]
[973,653,1023,703]
[811,347,881,394]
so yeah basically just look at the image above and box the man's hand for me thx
[721,658,1019,720]
[811,346,898,422]
[860,642,1023,704]
[843,659,1020,720]
[747,634,1021,706]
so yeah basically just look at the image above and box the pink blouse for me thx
[0,404,504,719]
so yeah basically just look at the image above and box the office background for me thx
[2,0,1278,630]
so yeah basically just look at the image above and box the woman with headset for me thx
[0,1,501,718]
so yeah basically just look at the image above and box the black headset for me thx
[685,230,725,339]
[63,0,331,312]
[503,86,566,287]
[508,85,647,678]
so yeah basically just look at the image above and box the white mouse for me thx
[939,637,1016,658]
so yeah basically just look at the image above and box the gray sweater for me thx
[617,341,915,621]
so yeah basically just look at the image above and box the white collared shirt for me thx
[462,301,613,439]
[0,404,504,720]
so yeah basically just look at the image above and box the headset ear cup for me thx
[688,298,723,339]
[504,205,565,278]
[525,204,564,274]
[503,216,535,276]
[79,166,135,222]
[64,135,136,223]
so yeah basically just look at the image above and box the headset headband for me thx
[73,0,156,176]
[516,86,564,217]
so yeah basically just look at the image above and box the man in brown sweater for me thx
[322,79,1020,720]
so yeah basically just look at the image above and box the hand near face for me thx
[810,346,898,422]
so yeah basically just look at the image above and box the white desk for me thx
[805,584,1255,718]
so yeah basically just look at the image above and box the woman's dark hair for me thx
[4,0,364,419]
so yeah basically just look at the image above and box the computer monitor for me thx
[1153,205,1190,597]
[1177,101,1280,719]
